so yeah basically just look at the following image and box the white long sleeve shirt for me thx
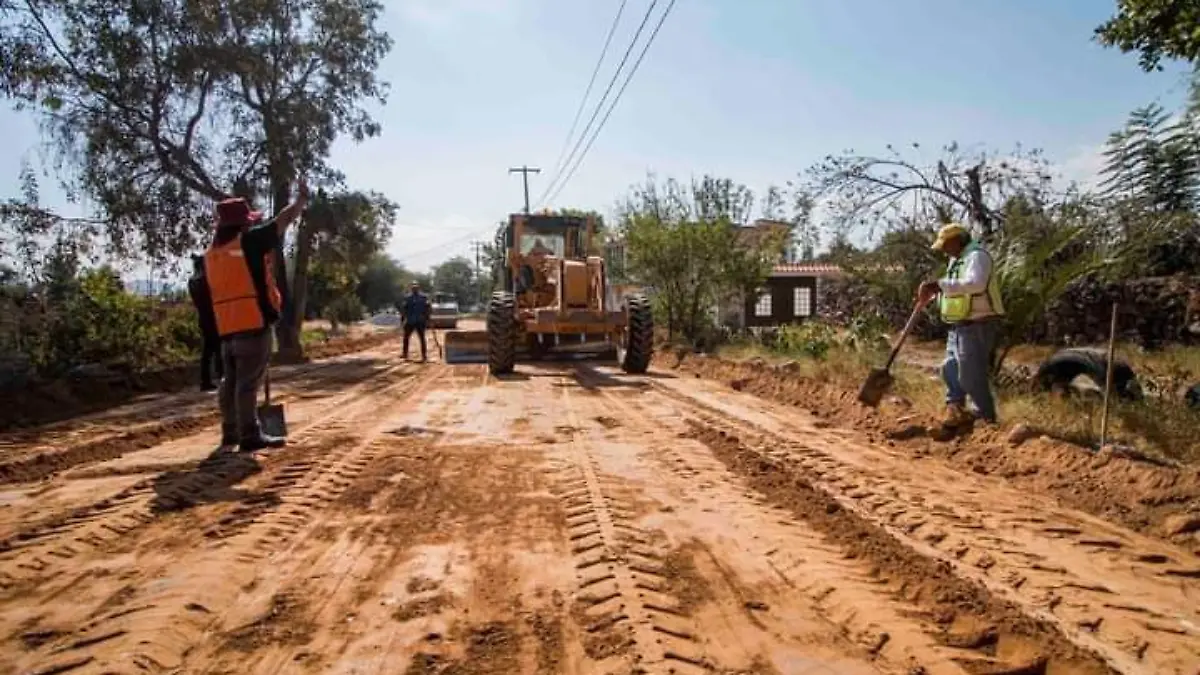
[938,248,998,319]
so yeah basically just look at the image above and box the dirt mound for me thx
[685,421,1116,675]
[663,353,1200,552]
[0,332,397,432]
[0,411,221,485]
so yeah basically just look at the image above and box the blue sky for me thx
[0,0,1191,273]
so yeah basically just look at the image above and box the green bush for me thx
[843,312,892,353]
[325,293,365,330]
[1,267,204,377]
[776,322,838,360]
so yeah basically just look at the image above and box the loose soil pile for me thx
[0,331,397,431]
[660,353,1200,553]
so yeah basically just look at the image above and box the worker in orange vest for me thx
[204,181,309,452]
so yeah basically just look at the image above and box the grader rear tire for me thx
[487,292,517,375]
[621,294,653,374]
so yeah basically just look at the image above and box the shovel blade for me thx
[258,403,288,438]
[857,368,894,407]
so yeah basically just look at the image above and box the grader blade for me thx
[442,329,490,364]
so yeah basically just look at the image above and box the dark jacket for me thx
[187,270,219,338]
[397,292,431,326]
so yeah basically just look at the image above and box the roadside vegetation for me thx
[618,2,1200,463]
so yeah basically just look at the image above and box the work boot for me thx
[940,403,973,429]
[238,434,287,453]
[220,427,237,447]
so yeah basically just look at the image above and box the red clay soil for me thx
[685,421,1117,675]
[0,332,397,432]
[661,353,1200,554]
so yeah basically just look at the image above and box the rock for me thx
[1006,423,1036,447]
[730,378,748,391]
[1163,512,1200,537]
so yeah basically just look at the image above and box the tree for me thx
[356,254,407,313]
[799,143,1054,243]
[1,0,393,354]
[430,256,477,307]
[618,174,786,343]
[1099,99,1200,275]
[1095,0,1200,71]
[297,188,396,331]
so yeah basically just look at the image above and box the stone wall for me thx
[816,274,1200,347]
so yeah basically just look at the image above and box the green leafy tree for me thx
[1095,0,1200,71]
[1100,99,1200,275]
[356,254,408,313]
[618,174,786,343]
[430,256,477,307]
[296,188,396,329]
[1,0,393,355]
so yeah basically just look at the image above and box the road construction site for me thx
[0,329,1198,675]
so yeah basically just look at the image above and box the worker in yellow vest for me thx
[204,181,308,452]
[917,223,1005,428]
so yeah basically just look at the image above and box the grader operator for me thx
[442,212,653,375]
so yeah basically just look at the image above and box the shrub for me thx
[776,322,838,360]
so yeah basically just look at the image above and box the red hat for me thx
[215,197,264,229]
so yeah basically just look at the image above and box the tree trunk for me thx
[270,178,303,359]
[289,219,314,340]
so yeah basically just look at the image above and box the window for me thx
[754,290,772,317]
[794,286,813,317]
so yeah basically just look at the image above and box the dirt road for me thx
[0,343,1197,674]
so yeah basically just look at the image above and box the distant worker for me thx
[186,255,222,392]
[204,181,309,452]
[397,280,431,362]
[528,238,552,256]
[917,223,1005,429]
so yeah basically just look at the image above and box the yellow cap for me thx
[931,222,968,251]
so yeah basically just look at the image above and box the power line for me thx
[535,0,662,207]
[544,0,630,188]
[543,0,677,207]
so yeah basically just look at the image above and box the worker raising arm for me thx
[204,180,309,452]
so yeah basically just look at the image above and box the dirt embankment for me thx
[0,330,397,431]
[660,353,1200,553]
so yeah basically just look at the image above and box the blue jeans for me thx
[942,320,998,423]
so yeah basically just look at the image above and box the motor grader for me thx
[442,212,653,375]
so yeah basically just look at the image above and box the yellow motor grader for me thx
[442,212,653,375]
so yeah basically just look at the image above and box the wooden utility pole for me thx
[508,165,541,214]
[470,240,486,306]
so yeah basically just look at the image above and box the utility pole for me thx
[508,165,541,214]
[470,240,486,307]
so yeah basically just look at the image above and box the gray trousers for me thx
[942,320,999,423]
[219,331,272,441]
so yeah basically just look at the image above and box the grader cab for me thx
[442,212,653,375]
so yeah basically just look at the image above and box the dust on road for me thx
[0,344,1196,674]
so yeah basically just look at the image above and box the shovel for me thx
[857,299,927,407]
[257,353,287,438]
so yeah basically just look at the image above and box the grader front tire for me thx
[487,292,517,375]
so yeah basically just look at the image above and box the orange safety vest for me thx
[203,234,282,337]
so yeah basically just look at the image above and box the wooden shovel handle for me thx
[883,299,928,370]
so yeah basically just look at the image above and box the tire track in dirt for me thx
[182,365,568,674]
[14,365,444,675]
[645,378,1198,674]
[0,353,394,486]
[188,368,466,675]
[588,376,967,674]
[0,362,421,603]
[550,375,725,675]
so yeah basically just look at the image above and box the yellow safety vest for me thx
[939,243,1005,323]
